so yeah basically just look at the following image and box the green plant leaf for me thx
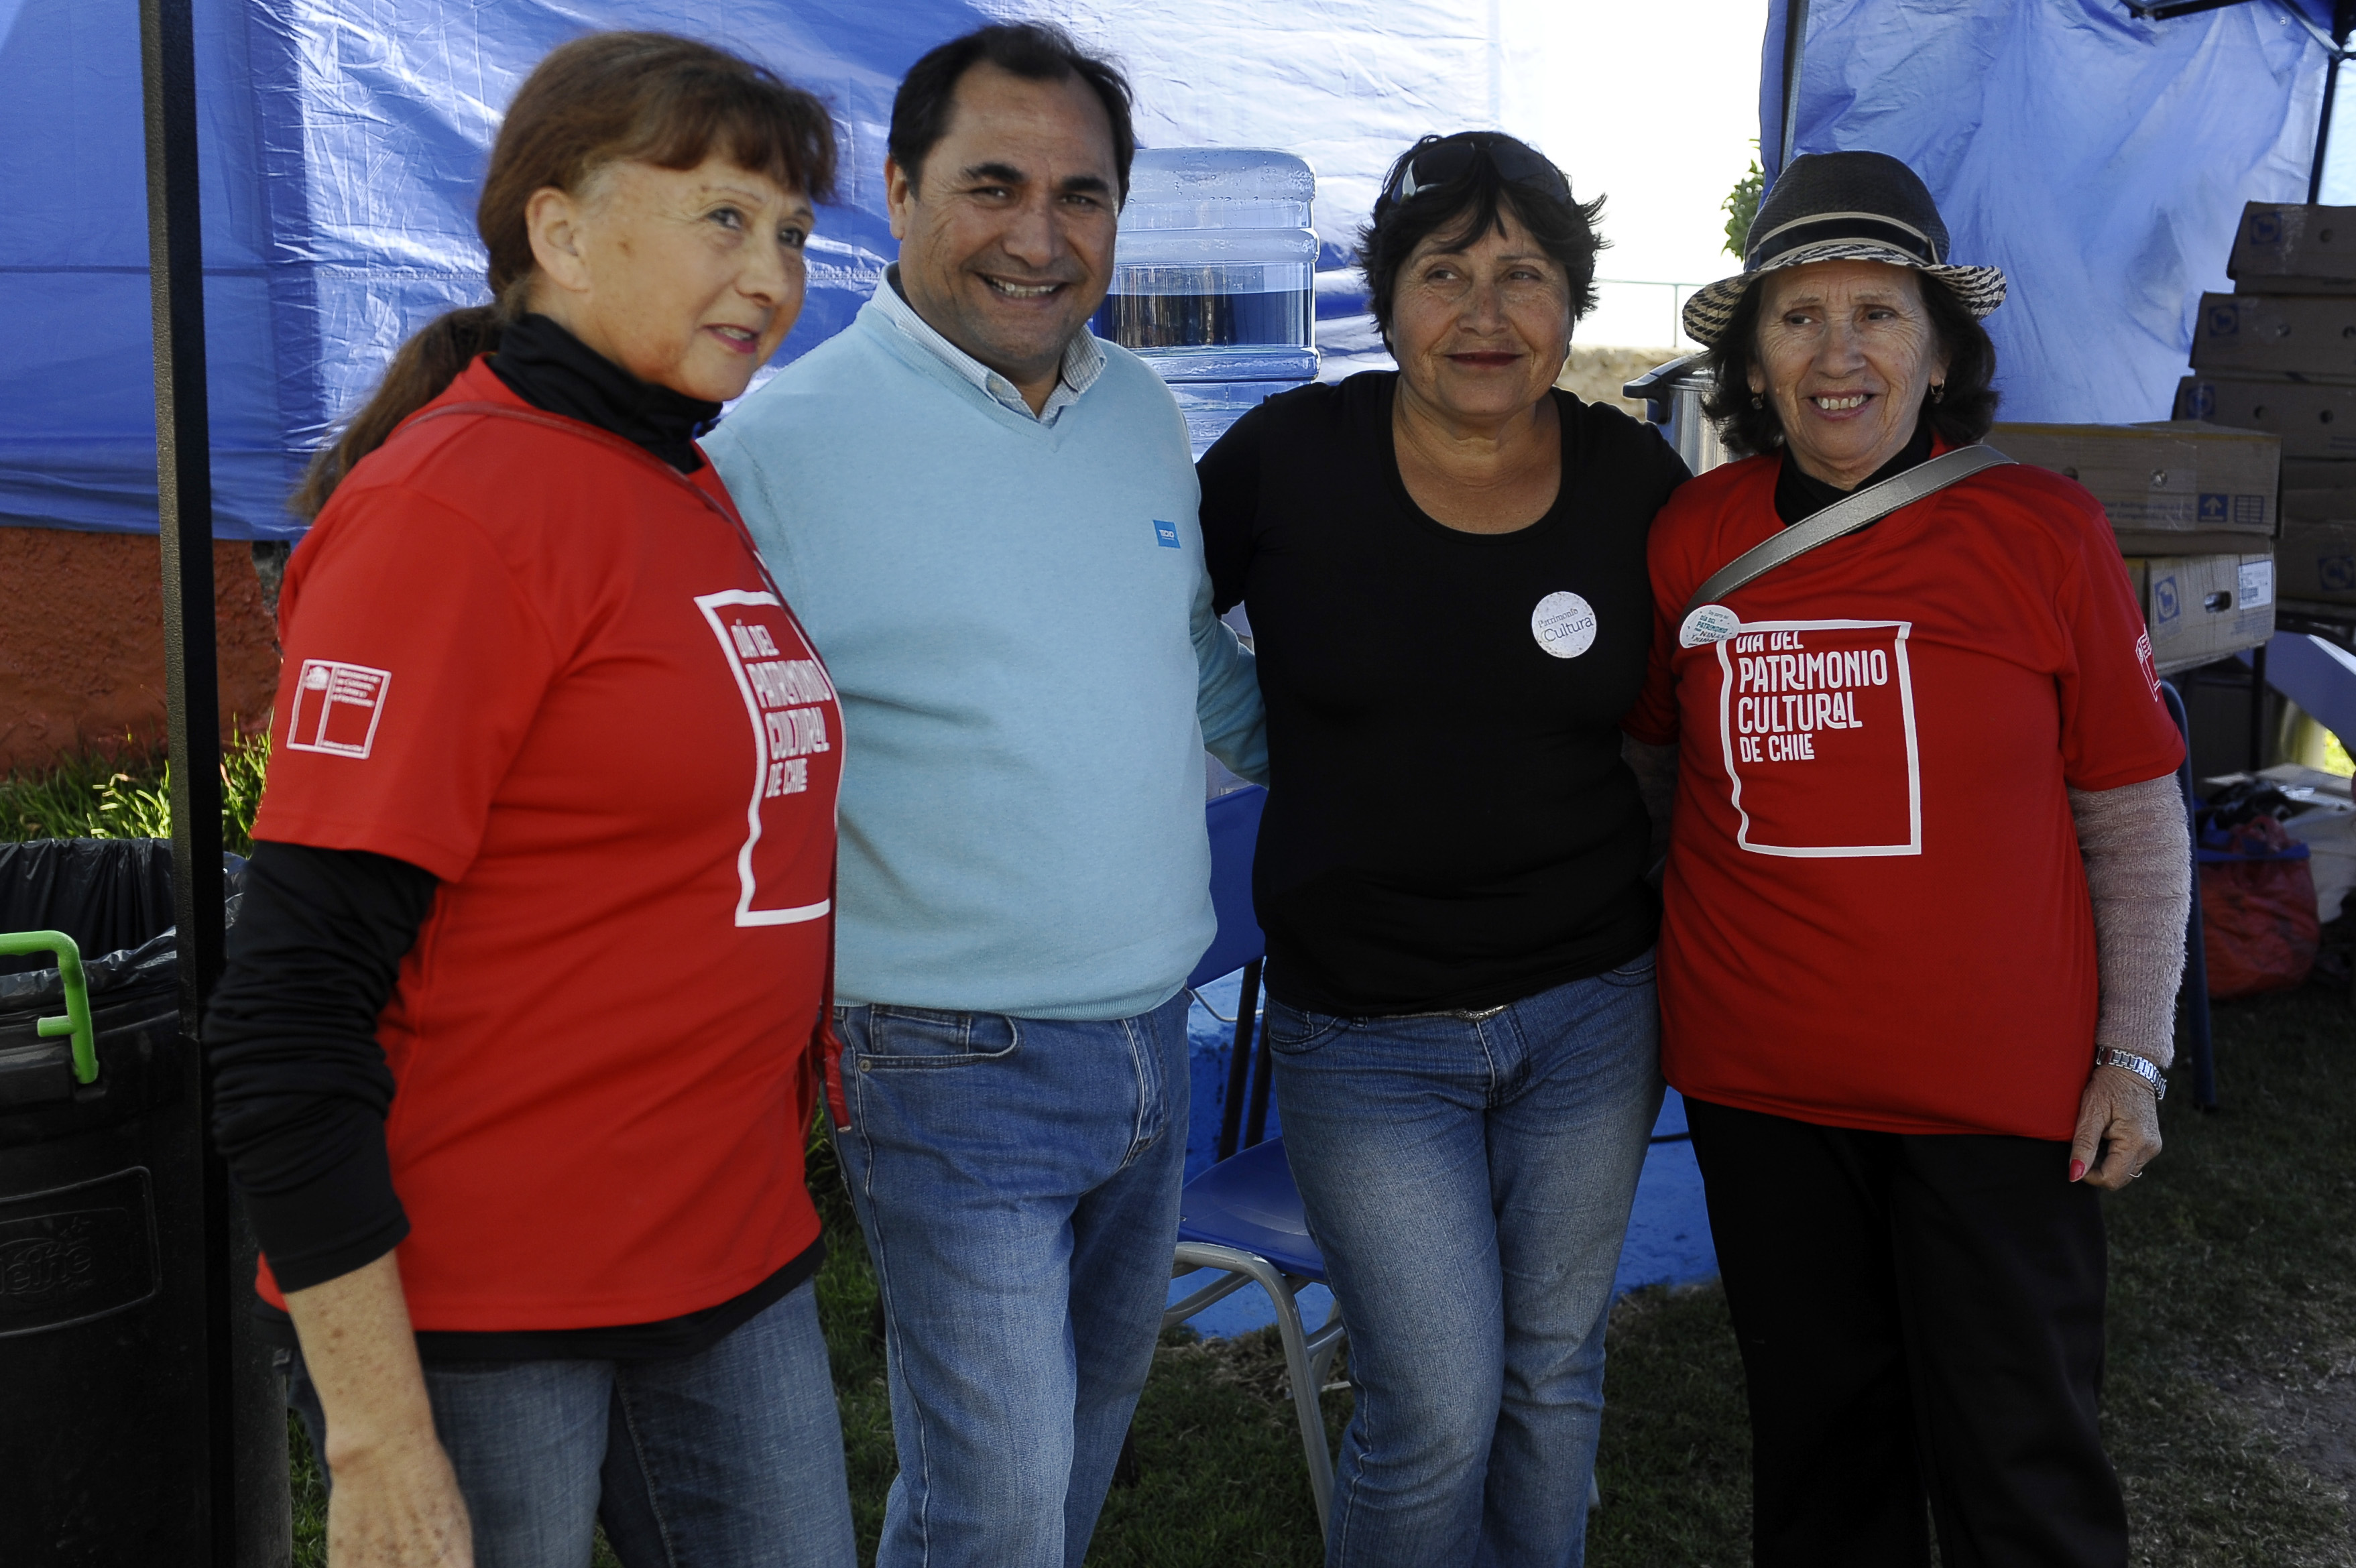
[1723,142,1764,259]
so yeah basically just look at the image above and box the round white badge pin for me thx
[1531,591,1598,659]
[1679,603,1741,648]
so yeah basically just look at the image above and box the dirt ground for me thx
[1557,344,1684,419]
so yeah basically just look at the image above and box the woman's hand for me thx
[2068,1061,2162,1189]
[284,1253,474,1565]
[323,1431,473,1566]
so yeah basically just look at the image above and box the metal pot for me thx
[1623,354,1728,475]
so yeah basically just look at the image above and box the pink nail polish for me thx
[2069,1159,2086,1182]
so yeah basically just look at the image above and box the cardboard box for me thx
[2121,552,2277,673]
[2191,292,2356,378]
[2276,520,2356,607]
[2282,457,2356,492]
[1989,420,2276,553]
[2176,374,2356,459]
[2227,202,2356,294]
[2284,486,2356,522]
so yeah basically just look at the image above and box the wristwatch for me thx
[2097,1048,2167,1099]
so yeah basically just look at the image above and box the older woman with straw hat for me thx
[1621,151,2191,1567]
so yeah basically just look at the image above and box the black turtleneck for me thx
[1773,418,1936,526]
[487,312,721,474]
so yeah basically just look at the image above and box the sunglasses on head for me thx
[1378,133,1572,213]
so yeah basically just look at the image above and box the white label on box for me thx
[2239,560,2275,610]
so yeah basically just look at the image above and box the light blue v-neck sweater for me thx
[705,302,1267,1020]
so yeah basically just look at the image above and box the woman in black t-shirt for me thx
[1198,133,1685,1567]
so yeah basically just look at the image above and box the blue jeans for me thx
[1267,954,1663,1568]
[283,1278,854,1568]
[831,993,1189,1568]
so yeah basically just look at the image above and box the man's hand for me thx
[2068,1061,2162,1190]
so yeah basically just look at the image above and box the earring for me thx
[1751,394,1764,410]
[1930,383,1946,404]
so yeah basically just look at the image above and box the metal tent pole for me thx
[138,0,234,1559]
[1778,0,1811,172]
[2311,56,2342,204]
[2310,3,2356,203]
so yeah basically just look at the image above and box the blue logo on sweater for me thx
[1154,520,1181,549]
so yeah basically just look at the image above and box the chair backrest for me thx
[1189,785,1267,989]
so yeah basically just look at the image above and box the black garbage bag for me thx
[0,839,281,1565]
[0,837,176,978]
[0,841,242,1120]
[2197,779,2304,832]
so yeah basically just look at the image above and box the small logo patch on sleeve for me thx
[284,660,392,758]
[1154,520,1182,549]
[2135,631,2162,698]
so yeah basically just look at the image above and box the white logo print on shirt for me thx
[697,590,835,928]
[1714,619,1922,857]
[284,660,392,758]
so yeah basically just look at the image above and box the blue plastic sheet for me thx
[0,0,1495,538]
[2,1,2340,536]
[1758,0,2333,425]
[0,0,949,539]
[0,0,292,537]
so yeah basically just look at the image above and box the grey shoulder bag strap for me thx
[1682,443,2014,618]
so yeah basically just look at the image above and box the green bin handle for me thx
[0,930,97,1085]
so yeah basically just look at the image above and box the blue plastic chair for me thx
[1164,784,1348,1534]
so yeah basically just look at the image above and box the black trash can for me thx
[0,839,288,1564]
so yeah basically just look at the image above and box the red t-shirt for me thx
[1624,448,2184,1140]
[250,361,841,1329]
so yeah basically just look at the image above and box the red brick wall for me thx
[0,526,280,776]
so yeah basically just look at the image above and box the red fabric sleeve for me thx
[2046,485,2186,791]
[253,489,561,881]
[1621,519,1687,746]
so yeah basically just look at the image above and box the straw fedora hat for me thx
[1682,150,2005,347]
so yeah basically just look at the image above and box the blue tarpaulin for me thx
[0,0,945,539]
[0,1,2342,538]
[1761,0,2336,425]
[0,0,1501,539]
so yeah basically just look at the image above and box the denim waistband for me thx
[1378,1002,1511,1022]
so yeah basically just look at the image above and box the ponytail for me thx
[290,300,512,520]
[288,32,838,522]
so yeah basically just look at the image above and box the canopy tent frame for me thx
[2302,2,2356,200]
[1770,0,2356,190]
[141,0,239,1558]
[139,5,2356,1549]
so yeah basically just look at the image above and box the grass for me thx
[2101,975,2356,1566]
[25,744,2339,1563]
[0,730,269,855]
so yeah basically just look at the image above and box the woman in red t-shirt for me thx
[1623,153,2190,1567]
[205,35,854,1565]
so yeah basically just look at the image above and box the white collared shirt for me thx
[870,266,1106,426]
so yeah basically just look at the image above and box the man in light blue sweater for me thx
[705,23,1264,1567]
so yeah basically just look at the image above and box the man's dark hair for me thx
[889,23,1136,200]
[1357,136,1606,345]
[1700,271,2000,457]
